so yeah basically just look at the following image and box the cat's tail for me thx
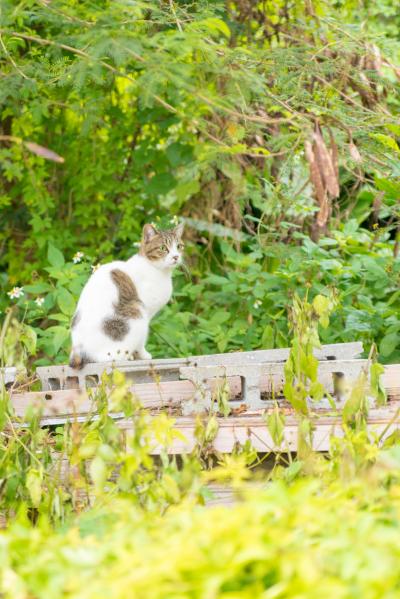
[69,347,91,370]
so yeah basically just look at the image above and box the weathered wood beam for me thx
[122,401,400,454]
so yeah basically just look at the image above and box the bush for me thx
[1,0,400,363]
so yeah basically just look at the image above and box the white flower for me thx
[133,241,141,248]
[35,297,45,307]
[91,263,101,273]
[73,251,84,264]
[170,215,179,225]
[253,299,262,309]
[7,286,24,299]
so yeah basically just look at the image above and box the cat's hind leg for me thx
[129,318,151,360]
[137,346,152,360]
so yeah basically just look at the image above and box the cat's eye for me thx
[178,243,184,250]
[159,244,167,252]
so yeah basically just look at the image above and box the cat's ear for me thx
[174,223,184,239]
[142,223,157,243]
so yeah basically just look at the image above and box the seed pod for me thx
[312,127,339,198]
[24,142,64,163]
[328,128,339,183]
[349,142,362,163]
[305,139,329,228]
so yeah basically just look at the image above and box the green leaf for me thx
[266,405,285,446]
[24,282,52,293]
[57,288,76,316]
[313,294,330,328]
[20,324,37,355]
[26,468,43,507]
[199,17,231,38]
[379,333,398,358]
[370,133,400,154]
[261,325,274,349]
[370,362,387,406]
[204,415,219,443]
[90,456,107,491]
[48,244,65,268]
[47,326,70,354]
[343,372,368,424]
[165,142,193,167]
[309,381,325,402]
[162,474,181,503]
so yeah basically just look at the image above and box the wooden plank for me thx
[118,401,400,454]
[9,381,196,422]
[382,364,400,399]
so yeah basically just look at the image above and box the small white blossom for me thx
[133,241,141,248]
[35,297,45,307]
[170,215,179,225]
[253,299,262,309]
[91,263,101,273]
[7,286,24,299]
[73,251,84,264]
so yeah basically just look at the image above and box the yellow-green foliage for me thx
[0,297,395,597]
[3,454,400,598]
[0,358,398,598]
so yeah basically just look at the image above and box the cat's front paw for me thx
[139,349,152,360]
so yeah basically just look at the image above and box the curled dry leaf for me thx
[305,140,329,227]
[359,72,377,105]
[365,43,382,75]
[312,127,339,198]
[349,142,362,163]
[328,128,339,182]
[24,142,65,163]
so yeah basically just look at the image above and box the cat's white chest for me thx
[127,256,172,318]
[140,276,172,317]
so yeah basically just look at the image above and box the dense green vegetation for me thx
[1,0,400,364]
[6,462,400,598]
[0,349,395,597]
[0,359,396,598]
[1,2,400,596]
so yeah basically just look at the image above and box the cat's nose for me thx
[172,255,179,263]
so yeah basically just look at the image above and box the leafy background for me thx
[1,0,400,364]
[1,3,400,597]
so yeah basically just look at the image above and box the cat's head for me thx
[140,223,184,270]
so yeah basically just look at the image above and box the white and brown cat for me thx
[69,223,184,368]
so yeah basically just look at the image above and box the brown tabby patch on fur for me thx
[111,269,143,319]
[69,351,93,370]
[103,316,129,341]
[71,311,80,328]
[140,229,177,261]
[102,269,143,341]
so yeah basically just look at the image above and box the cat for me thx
[69,223,184,368]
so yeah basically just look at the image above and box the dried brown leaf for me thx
[359,72,377,104]
[305,139,329,227]
[24,142,64,163]
[349,142,362,163]
[328,128,339,183]
[365,44,382,74]
[312,128,339,198]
